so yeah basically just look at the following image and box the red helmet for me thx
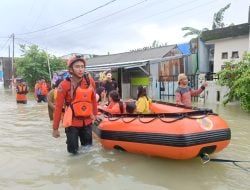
[67,55,86,68]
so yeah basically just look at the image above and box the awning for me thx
[86,54,184,72]
[86,60,148,72]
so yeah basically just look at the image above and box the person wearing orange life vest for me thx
[34,79,49,103]
[52,55,98,154]
[47,79,63,121]
[101,90,124,114]
[16,78,28,104]
[34,79,40,100]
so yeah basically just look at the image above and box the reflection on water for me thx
[0,83,249,190]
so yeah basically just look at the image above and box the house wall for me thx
[0,60,3,80]
[122,66,149,100]
[149,63,159,100]
[203,81,229,104]
[121,83,131,100]
[198,38,210,73]
[1,57,12,88]
[211,36,249,73]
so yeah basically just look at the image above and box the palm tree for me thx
[182,3,231,38]
[212,3,231,29]
[182,27,209,38]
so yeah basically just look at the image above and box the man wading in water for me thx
[52,55,98,154]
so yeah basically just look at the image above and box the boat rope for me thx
[158,114,185,123]
[98,108,217,124]
[138,116,157,123]
[200,153,250,172]
[184,113,210,120]
[107,116,121,122]
[121,117,137,123]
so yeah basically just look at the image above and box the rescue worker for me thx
[52,56,98,154]
[34,79,48,102]
[16,78,28,104]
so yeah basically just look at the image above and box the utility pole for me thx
[46,51,52,86]
[11,33,15,88]
[7,45,11,88]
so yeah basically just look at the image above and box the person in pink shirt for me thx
[175,73,207,107]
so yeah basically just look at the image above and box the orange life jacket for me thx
[70,86,94,118]
[40,83,48,95]
[53,89,58,102]
[16,85,28,94]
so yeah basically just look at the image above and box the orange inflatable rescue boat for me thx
[93,101,231,160]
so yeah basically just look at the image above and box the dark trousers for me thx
[65,125,92,154]
[17,100,27,104]
[37,95,47,103]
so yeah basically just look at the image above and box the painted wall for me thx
[203,81,229,104]
[210,36,249,73]
[149,63,159,100]
[198,38,210,73]
[0,60,2,80]
[121,83,131,100]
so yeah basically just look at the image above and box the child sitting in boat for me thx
[101,90,124,114]
[96,86,107,106]
[175,73,207,107]
[135,85,152,114]
[125,101,136,114]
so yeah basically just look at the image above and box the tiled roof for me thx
[85,44,177,66]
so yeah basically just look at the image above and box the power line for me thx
[28,0,215,42]
[82,0,217,38]
[15,37,63,57]
[137,0,218,24]
[16,0,118,36]
[48,0,218,52]
[54,0,151,35]
[0,36,11,53]
[28,0,48,32]
[15,37,48,50]
[21,0,152,39]
[128,0,206,24]
[15,0,220,55]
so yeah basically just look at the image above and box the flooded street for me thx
[0,83,249,190]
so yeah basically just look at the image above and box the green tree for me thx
[217,53,250,112]
[212,3,231,29]
[181,27,209,38]
[182,3,231,38]
[15,44,66,89]
[152,40,159,48]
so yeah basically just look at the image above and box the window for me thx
[221,52,228,59]
[232,51,239,58]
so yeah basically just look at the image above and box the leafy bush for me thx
[217,53,250,112]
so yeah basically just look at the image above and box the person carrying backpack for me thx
[52,55,98,154]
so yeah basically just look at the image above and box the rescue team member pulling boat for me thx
[52,55,98,154]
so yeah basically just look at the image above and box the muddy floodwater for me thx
[0,83,249,190]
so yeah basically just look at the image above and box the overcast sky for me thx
[0,0,249,57]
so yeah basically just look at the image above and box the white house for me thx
[199,22,250,104]
[201,23,250,73]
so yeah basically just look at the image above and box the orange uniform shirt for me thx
[53,77,97,130]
